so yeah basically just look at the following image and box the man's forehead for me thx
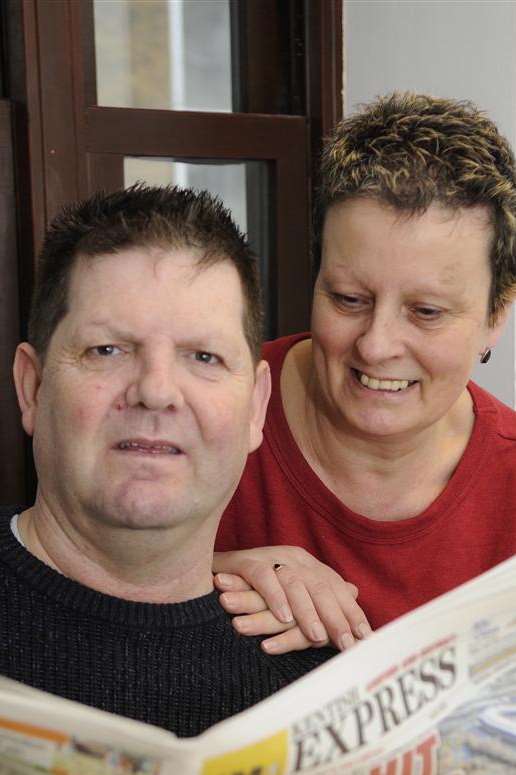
[58,246,250,346]
[73,244,209,278]
[68,246,241,299]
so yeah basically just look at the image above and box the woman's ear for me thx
[13,343,43,437]
[485,304,512,352]
[248,359,272,454]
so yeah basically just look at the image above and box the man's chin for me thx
[92,489,186,531]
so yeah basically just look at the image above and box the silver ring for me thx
[273,563,285,571]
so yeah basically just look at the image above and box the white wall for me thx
[344,0,516,407]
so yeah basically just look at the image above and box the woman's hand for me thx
[213,546,372,654]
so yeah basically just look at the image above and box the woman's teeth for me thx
[358,372,411,392]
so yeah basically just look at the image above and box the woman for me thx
[213,93,516,653]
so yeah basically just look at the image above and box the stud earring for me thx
[480,348,492,364]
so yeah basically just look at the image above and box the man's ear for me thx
[248,359,272,454]
[13,343,42,437]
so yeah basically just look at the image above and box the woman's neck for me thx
[281,339,475,521]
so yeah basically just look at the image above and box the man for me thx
[1,184,334,737]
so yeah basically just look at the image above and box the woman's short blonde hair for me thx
[316,92,516,321]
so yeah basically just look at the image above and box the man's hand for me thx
[213,546,372,654]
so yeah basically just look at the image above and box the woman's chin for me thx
[340,403,424,441]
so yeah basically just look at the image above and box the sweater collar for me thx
[0,509,225,628]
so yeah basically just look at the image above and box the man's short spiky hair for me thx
[29,184,263,362]
[316,92,516,319]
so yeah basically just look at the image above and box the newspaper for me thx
[0,554,514,775]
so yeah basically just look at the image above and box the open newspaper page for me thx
[0,555,514,775]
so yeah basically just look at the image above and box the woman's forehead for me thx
[322,200,493,266]
[319,200,494,302]
[323,198,493,238]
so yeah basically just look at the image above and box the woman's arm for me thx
[213,546,372,654]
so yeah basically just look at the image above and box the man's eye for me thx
[332,293,365,309]
[194,351,219,365]
[89,345,122,357]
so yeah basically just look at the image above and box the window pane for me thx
[94,1,232,112]
[124,157,274,336]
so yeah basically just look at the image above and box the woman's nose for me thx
[355,309,406,365]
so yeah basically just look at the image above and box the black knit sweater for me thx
[0,506,335,737]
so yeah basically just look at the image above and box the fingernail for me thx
[278,605,294,623]
[262,640,280,653]
[216,574,233,587]
[310,623,327,642]
[339,633,355,651]
[233,617,249,633]
[357,622,372,639]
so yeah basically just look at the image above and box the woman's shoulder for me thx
[469,381,516,440]
[262,333,310,365]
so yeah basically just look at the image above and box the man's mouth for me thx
[116,440,183,455]
[352,369,418,393]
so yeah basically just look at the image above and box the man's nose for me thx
[125,355,185,411]
[355,307,406,365]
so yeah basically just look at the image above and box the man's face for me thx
[17,246,269,537]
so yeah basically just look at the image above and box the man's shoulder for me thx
[0,506,24,519]
[260,643,338,685]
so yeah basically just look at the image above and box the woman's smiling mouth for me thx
[352,369,418,392]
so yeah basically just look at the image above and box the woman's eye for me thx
[413,306,442,320]
[194,351,219,365]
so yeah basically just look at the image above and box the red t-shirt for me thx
[216,333,516,629]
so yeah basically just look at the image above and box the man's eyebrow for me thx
[78,322,242,350]
[83,320,111,328]
[76,321,134,339]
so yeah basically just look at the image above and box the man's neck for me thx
[17,501,216,603]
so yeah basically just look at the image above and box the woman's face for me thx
[311,198,506,441]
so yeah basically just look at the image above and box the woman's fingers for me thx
[334,584,372,641]
[212,547,373,651]
[271,565,369,649]
[261,626,329,654]
[272,565,329,643]
[218,589,268,615]
[272,554,373,647]
[232,609,298,636]
[217,567,367,649]
[221,589,367,650]
[214,552,295,624]
[213,572,253,593]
